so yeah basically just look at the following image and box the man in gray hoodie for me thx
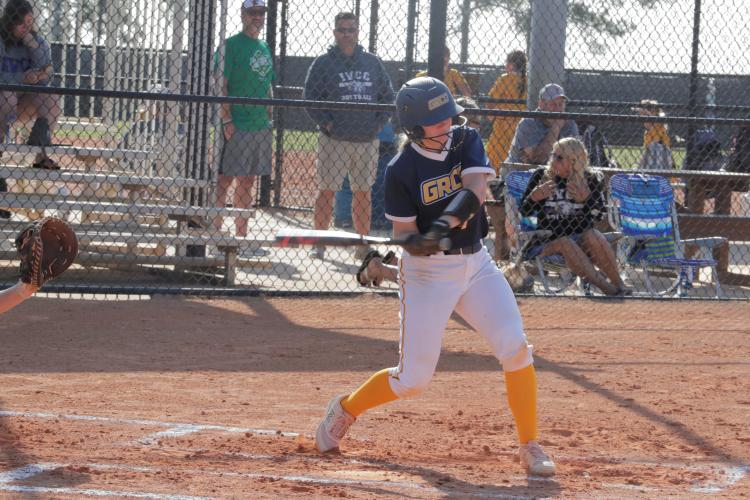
[304,11,394,260]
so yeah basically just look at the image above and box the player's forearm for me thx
[0,281,36,315]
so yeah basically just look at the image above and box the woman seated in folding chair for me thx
[520,137,629,296]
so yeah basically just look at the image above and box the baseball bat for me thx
[274,229,451,251]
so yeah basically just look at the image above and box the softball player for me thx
[316,77,556,477]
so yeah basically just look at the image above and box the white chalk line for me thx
[0,461,532,499]
[0,463,214,500]
[1,409,747,496]
[156,443,749,495]
[0,409,300,442]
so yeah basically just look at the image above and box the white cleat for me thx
[520,440,556,477]
[315,394,356,453]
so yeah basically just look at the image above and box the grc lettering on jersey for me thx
[421,165,462,205]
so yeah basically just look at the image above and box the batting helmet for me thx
[395,77,463,140]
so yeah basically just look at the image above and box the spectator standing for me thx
[0,0,61,178]
[333,120,396,231]
[520,137,627,296]
[486,50,527,169]
[505,83,578,170]
[485,51,527,261]
[633,99,674,170]
[415,46,472,97]
[212,0,274,239]
[304,11,394,260]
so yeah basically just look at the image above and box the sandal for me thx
[32,156,61,170]
[356,249,382,286]
[616,286,634,296]
[381,250,397,265]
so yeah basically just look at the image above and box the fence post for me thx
[404,0,418,83]
[185,0,217,258]
[527,0,568,109]
[459,0,470,64]
[685,0,703,171]
[369,0,380,54]
[259,0,279,207]
[427,0,448,79]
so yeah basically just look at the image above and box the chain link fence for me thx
[0,0,748,298]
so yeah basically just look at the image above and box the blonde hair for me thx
[545,137,589,181]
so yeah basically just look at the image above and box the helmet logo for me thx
[427,93,449,111]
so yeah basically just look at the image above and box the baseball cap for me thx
[631,99,661,114]
[539,83,567,101]
[242,0,266,9]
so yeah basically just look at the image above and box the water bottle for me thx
[4,112,16,143]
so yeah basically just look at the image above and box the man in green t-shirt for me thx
[213,0,274,239]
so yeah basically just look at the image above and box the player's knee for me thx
[388,372,432,399]
[500,341,534,372]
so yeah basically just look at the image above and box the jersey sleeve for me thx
[384,155,418,222]
[460,128,496,178]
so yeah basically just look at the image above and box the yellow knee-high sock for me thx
[341,368,399,417]
[504,364,538,444]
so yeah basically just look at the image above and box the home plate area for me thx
[0,296,747,498]
[0,407,745,499]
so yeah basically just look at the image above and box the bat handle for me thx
[438,237,451,251]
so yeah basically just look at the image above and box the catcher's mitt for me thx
[15,217,78,288]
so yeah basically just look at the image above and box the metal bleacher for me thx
[0,113,267,286]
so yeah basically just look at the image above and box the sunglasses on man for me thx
[335,27,358,34]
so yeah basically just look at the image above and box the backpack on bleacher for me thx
[684,128,723,172]
[581,124,617,168]
[726,125,750,192]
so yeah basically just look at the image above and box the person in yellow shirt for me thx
[485,50,527,261]
[415,47,472,97]
[486,50,527,169]
[633,99,674,170]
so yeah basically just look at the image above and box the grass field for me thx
[51,117,689,170]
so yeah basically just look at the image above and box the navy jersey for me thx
[384,126,495,249]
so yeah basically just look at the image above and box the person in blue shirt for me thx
[505,83,578,169]
[0,0,60,170]
[315,77,556,478]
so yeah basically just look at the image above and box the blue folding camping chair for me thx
[608,173,725,297]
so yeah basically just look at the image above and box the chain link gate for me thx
[0,0,747,298]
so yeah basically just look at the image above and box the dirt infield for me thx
[0,295,747,498]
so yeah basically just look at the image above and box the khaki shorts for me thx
[316,133,378,191]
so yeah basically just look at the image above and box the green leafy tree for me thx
[452,0,673,54]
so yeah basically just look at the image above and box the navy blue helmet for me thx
[395,77,463,140]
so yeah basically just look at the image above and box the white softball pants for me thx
[388,246,533,399]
